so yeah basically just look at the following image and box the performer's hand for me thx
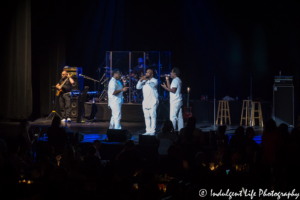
[165,76,169,80]
[161,83,167,89]
[56,84,60,89]
[67,73,72,78]
[122,87,129,92]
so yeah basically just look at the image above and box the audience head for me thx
[88,145,97,156]
[290,128,300,141]
[186,117,196,128]
[64,145,75,158]
[93,140,101,151]
[217,125,227,136]
[161,120,174,134]
[278,123,289,139]
[124,140,135,150]
[235,126,245,137]
[185,117,197,141]
[51,116,61,128]
[246,127,255,139]
[264,119,277,133]
[278,123,288,132]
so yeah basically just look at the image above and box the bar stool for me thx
[240,100,251,126]
[251,101,263,127]
[216,100,231,125]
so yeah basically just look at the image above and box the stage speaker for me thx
[71,75,84,92]
[106,129,132,142]
[70,97,78,118]
[139,134,159,145]
[273,85,294,127]
[76,86,89,123]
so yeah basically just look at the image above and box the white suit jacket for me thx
[136,77,159,108]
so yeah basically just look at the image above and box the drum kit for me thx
[101,67,143,103]
[120,72,143,103]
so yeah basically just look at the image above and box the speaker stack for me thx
[70,97,79,120]
[64,66,84,92]
[273,76,294,127]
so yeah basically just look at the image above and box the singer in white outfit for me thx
[136,69,159,135]
[161,68,184,131]
[108,69,129,129]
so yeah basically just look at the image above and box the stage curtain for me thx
[31,0,67,118]
[0,0,32,120]
[31,0,127,118]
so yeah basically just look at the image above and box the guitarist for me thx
[161,68,183,131]
[56,70,74,122]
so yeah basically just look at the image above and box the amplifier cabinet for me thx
[70,97,78,118]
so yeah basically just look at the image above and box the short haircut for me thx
[146,67,154,73]
[88,145,96,155]
[172,68,180,76]
[93,140,101,145]
[112,69,120,77]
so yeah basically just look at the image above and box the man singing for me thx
[56,70,74,122]
[136,68,159,135]
[108,69,128,129]
[161,68,183,131]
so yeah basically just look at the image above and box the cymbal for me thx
[103,67,110,69]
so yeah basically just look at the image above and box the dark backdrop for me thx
[1,0,300,119]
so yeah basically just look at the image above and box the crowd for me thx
[0,116,300,200]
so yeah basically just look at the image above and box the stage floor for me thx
[27,118,265,144]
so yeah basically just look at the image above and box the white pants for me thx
[109,103,122,129]
[143,104,157,134]
[170,101,183,131]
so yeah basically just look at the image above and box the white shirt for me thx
[108,77,123,108]
[136,77,159,108]
[170,77,182,103]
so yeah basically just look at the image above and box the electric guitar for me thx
[183,87,193,119]
[56,74,71,96]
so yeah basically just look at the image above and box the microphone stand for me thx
[97,59,106,92]
[79,74,100,91]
